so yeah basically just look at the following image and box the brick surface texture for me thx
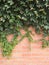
[0,27,49,65]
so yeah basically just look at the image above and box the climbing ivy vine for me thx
[0,0,49,57]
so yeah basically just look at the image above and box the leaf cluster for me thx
[0,0,49,57]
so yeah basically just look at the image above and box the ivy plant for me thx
[0,0,49,57]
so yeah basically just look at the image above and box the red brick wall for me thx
[0,27,49,65]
